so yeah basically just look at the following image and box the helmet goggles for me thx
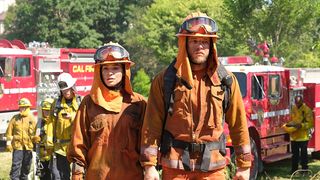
[94,45,130,64]
[179,16,218,34]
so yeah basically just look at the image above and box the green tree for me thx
[4,0,103,47]
[223,0,320,67]
[132,69,151,97]
[123,0,225,78]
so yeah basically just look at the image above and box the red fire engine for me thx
[0,39,96,139]
[220,56,320,179]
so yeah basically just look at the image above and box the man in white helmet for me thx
[49,72,81,180]
[140,12,251,180]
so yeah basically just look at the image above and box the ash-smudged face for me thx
[187,36,210,64]
[101,64,123,87]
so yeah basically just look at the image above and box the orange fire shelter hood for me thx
[174,36,219,88]
[89,62,133,113]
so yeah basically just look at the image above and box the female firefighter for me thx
[67,42,147,180]
[6,98,37,180]
[34,98,54,180]
[50,72,81,180]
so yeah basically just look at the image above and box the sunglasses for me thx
[94,45,130,64]
[179,16,218,34]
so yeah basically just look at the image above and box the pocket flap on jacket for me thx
[211,87,224,101]
[89,116,107,132]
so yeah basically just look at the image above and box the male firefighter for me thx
[6,98,38,180]
[140,12,251,180]
[34,98,54,179]
[67,42,147,179]
[50,72,81,180]
[283,95,314,174]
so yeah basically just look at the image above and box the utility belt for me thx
[160,130,226,172]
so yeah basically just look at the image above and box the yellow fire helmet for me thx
[18,98,32,107]
[41,98,54,110]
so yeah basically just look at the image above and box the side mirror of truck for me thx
[4,57,13,82]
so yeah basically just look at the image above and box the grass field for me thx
[0,152,11,180]
[258,158,320,180]
[0,151,320,180]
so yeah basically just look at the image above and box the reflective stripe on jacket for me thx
[6,113,36,150]
[289,103,314,141]
[67,93,146,180]
[140,68,251,171]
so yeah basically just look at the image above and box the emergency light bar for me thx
[219,56,254,66]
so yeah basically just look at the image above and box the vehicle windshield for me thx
[233,72,247,97]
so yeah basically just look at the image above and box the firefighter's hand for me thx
[6,145,13,152]
[32,136,41,143]
[71,173,83,180]
[233,167,250,180]
[144,165,160,180]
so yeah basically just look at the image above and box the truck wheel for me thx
[250,137,259,180]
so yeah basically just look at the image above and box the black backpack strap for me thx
[53,96,62,117]
[164,60,177,117]
[160,60,177,156]
[52,96,62,143]
[217,63,233,114]
[216,63,233,159]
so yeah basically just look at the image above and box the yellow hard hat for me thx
[41,98,54,110]
[18,98,32,107]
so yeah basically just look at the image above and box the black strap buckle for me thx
[189,143,204,153]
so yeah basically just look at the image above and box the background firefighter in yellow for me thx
[67,42,147,180]
[282,95,314,174]
[34,98,54,179]
[49,72,81,180]
[6,98,37,180]
[140,12,251,180]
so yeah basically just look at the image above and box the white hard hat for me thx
[57,73,77,90]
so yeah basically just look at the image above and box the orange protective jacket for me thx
[140,67,251,171]
[67,93,147,179]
